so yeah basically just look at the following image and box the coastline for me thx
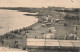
[0,9,54,50]
[0,8,80,51]
[0,9,39,50]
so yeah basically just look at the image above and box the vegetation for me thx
[64,14,79,20]
[0,7,80,50]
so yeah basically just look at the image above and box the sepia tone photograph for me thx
[0,0,80,52]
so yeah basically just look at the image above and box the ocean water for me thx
[0,9,38,35]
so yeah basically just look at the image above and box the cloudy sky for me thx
[0,0,80,8]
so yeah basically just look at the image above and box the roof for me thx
[0,47,28,52]
[27,38,80,48]
[43,33,53,36]
[43,33,54,38]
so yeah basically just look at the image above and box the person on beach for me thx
[1,40,4,46]
[14,41,19,48]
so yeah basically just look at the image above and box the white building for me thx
[48,27,56,33]
[43,33,54,39]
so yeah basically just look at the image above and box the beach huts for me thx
[64,33,79,40]
[48,27,56,33]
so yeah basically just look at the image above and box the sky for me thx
[0,0,80,8]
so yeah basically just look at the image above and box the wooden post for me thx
[44,35,46,52]
[1,40,4,46]
[26,35,27,47]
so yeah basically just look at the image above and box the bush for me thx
[64,23,67,26]
[22,46,27,50]
[64,14,79,20]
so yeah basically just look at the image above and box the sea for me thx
[0,9,38,35]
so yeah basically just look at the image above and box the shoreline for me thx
[0,8,80,51]
[0,9,54,49]
[0,8,80,39]
[0,9,39,50]
[0,9,38,35]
